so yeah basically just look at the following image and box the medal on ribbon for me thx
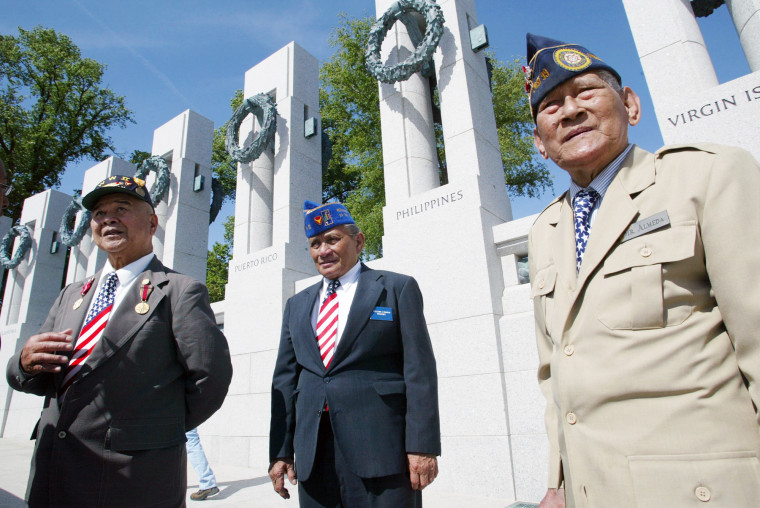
[135,279,152,315]
[73,276,95,310]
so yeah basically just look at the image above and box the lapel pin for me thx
[73,276,95,310]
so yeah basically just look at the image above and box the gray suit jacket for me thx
[270,264,441,481]
[7,256,232,508]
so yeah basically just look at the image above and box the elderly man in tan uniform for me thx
[526,33,760,508]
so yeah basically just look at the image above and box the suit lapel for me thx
[297,281,324,368]
[552,194,577,292]
[330,265,383,370]
[79,258,167,377]
[54,273,102,391]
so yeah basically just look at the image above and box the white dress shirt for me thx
[310,261,362,347]
[83,253,155,318]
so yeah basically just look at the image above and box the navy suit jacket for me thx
[270,264,440,481]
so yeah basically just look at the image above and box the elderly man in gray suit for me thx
[269,201,440,508]
[7,175,232,508]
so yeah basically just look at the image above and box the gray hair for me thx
[596,70,623,96]
[342,223,361,238]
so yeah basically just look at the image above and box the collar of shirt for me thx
[319,260,362,302]
[95,252,155,314]
[312,260,362,346]
[569,143,634,202]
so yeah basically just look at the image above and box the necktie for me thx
[60,271,119,394]
[316,279,341,369]
[573,189,600,272]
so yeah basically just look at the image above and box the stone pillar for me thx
[150,109,214,282]
[624,0,760,160]
[210,42,322,468]
[376,0,440,206]
[727,0,760,71]
[0,190,72,438]
[623,0,718,108]
[237,137,274,255]
[65,157,135,285]
[375,0,516,501]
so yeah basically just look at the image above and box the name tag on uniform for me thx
[622,210,670,242]
[371,307,393,321]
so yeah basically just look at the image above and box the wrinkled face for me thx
[90,193,157,265]
[309,225,365,280]
[533,72,641,187]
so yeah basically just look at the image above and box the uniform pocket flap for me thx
[373,380,406,395]
[531,265,557,298]
[605,224,696,275]
[628,451,760,506]
[109,417,185,451]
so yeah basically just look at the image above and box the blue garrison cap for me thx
[303,200,356,238]
[525,33,620,120]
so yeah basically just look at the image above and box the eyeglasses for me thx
[0,183,12,197]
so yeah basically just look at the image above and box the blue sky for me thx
[2,1,749,245]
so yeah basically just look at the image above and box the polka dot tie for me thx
[573,189,600,272]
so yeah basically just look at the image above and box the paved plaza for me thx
[0,437,533,508]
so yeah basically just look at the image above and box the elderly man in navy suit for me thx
[269,201,441,508]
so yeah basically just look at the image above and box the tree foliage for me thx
[320,15,385,257]
[490,56,552,198]
[211,89,243,205]
[320,15,551,256]
[0,26,133,221]
[206,214,234,303]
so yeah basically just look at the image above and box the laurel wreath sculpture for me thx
[225,94,278,164]
[134,156,171,205]
[0,225,32,270]
[59,198,92,247]
[365,0,445,83]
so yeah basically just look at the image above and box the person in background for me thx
[269,201,440,508]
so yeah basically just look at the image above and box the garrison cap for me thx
[524,33,621,120]
[303,200,355,238]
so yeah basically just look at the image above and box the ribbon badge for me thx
[135,279,153,315]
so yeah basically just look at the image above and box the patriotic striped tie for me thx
[60,271,119,395]
[316,279,340,368]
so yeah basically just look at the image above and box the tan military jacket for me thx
[529,144,760,507]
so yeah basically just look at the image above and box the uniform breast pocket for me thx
[532,265,557,339]
[595,224,697,330]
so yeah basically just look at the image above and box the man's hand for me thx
[269,458,297,499]
[19,330,74,375]
[407,452,438,490]
[538,488,565,508]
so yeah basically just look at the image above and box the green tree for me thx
[320,15,385,257]
[0,26,134,221]
[490,56,552,197]
[211,89,244,205]
[206,214,234,302]
[320,15,551,256]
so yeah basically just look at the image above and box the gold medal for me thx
[135,301,150,314]
[73,298,83,310]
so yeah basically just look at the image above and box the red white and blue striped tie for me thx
[316,280,340,368]
[60,272,119,395]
